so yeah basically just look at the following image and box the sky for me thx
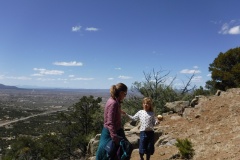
[0,0,240,89]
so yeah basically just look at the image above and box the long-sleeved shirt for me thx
[127,110,157,131]
[104,97,122,143]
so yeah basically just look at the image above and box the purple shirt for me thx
[104,97,122,143]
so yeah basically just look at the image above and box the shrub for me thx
[175,138,194,159]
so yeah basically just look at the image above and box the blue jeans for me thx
[139,131,155,155]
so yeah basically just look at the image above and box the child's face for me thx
[143,101,151,110]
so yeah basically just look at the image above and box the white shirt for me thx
[127,110,158,131]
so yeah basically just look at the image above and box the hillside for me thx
[0,84,18,89]
[130,88,240,160]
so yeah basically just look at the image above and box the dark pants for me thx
[139,131,155,155]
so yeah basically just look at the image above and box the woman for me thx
[96,83,128,160]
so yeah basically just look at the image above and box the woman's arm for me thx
[107,102,120,143]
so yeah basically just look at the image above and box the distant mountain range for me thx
[0,84,19,89]
[0,84,109,92]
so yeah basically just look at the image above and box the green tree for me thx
[207,47,240,91]
[129,69,178,114]
[126,69,196,115]
[2,95,104,160]
[57,95,103,159]
[2,136,41,160]
[38,134,62,160]
[193,86,210,97]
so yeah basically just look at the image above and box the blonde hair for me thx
[142,97,154,112]
[110,83,128,99]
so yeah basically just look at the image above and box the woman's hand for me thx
[121,110,126,115]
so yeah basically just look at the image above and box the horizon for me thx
[0,83,109,90]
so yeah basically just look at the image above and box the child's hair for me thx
[142,97,154,112]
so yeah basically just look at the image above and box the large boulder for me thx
[87,125,163,158]
[86,134,101,157]
[165,101,189,115]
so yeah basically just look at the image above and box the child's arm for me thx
[125,111,140,121]
[152,115,159,125]
[154,115,163,125]
[154,118,160,125]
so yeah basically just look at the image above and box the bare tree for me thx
[129,68,197,114]
[180,73,197,95]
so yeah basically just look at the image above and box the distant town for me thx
[0,84,111,156]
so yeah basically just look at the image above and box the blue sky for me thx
[0,0,240,89]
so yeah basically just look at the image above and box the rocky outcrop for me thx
[87,134,101,159]
[86,123,163,159]
[165,101,189,115]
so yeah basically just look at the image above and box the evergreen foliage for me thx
[125,69,196,115]
[175,138,195,159]
[2,95,104,160]
[206,47,240,91]
[38,134,62,160]
[193,86,210,96]
[129,69,179,114]
[56,95,103,159]
[3,136,41,160]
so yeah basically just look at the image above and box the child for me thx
[125,97,159,160]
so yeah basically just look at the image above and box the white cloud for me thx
[229,26,240,34]
[192,76,202,82]
[36,78,55,81]
[85,27,99,31]
[219,23,229,34]
[0,75,32,80]
[31,73,44,77]
[210,20,222,24]
[115,68,122,70]
[180,69,201,74]
[70,77,94,81]
[218,20,240,35]
[56,78,68,81]
[108,78,114,80]
[207,73,211,77]
[69,75,75,78]
[72,26,81,32]
[118,75,132,79]
[165,76,177,85]
[7,76,32,80]
[193,66,199,69]
[33,68,64,76]
[53,61,83,66]
[173,82,183,87]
